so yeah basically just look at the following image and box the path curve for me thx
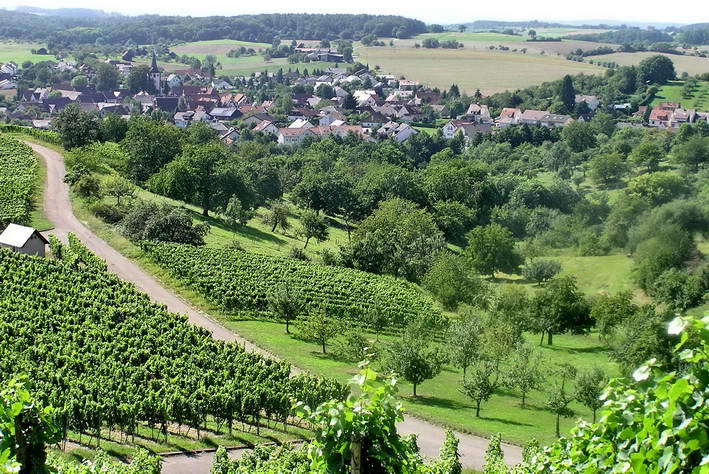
[28,141,522,472]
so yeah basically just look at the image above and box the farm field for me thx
[594,51,709,75]
[651,80,709,110]
[0,41,45,64]
[134,55,334,76]
[172,39,271,55]
[356,46,604,94]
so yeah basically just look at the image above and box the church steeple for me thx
[150,50,159,73]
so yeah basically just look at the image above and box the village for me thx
[2,49,708,149]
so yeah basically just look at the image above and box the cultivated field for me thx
[134,56,334,76]
[356,46,604,94]
[0,41,46,64]
[172,39,270,55]
[651,80,709,110]
[594,51,709,75]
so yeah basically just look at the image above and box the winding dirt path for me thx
[28,141,522,472]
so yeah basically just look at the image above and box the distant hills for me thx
[13,6,120,18]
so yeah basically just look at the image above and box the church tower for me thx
[150,50,161,92]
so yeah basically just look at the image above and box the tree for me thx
[100,114,128,142]
[625,171,688,206]
[522,259,561,285]
[263,201,291,233]
[221,195,254,227]
[650,268,706,312]
[459,24,467,33]
[464,223,523,278]
[530,276,592,345]
[187,121,217,145]
[127,64,155,93]
[547,363,576,437]
[588,152,628,186]
[121,202,210,245]
[528,29,537,39]
[638,54,676,85]
[299,210,329,248]
[103,175,135,205]
[561,121,596,152]
[122,117,183,183]
[459,360,498,417]
[590,290,638,343]
[343,93,357,110]
[629,141,664,172]
[349,198,445,282]
[268,284,304,334]
[558,75,576,112]
[574,367,607,423]
[672,135,709,171]
[589,111,616,137]
[95,62,120,92]
[299,308,342,354]
[53,103,101,149]
[148,143,237,217]
[71,74,88,88]
[423,252,487,310]
[505,342,545,408]
[385,337,444,397]
[446,312,483,379]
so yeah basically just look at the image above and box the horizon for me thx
[4,2,707,26]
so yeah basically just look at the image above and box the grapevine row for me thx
[0,136,37,228]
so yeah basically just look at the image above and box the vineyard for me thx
[0,247,346,445]
[0,136,37,228]
[143,242,440,326]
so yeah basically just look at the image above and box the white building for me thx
[0,224,49,257]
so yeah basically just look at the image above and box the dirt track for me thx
[28,141,522,472]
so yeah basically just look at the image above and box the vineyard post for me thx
[351,434,362,474]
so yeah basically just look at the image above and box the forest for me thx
[0,10,426,47]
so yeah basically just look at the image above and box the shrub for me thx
[423,252,487,310]
[522,259,561,285]
[288,246,310,261]
[121,201,210,246]
[650,268,706,311]
[73,174,102,199]
[331,330,371,362]
[89,202,128,224]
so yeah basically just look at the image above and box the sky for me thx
[5,1,709,25]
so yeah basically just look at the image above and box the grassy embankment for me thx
[651,80,709,110]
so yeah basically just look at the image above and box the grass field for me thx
[594,51,709,75]
[172,39,271,55]
[416,32,523,43]
[134,55,334,76]
[357,46,604,94]
[651,80,709,110]
[0,41,47,65]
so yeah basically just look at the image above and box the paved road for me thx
[29,141,523,472]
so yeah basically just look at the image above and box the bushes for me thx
[632,225,695,291]
[423,252,487,310]
[522,259,561,285]
[121,201,210,246]
[89,202,128,224]
[650,268,706,311]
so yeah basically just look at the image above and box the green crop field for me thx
[356,46,604,94]
[172,39,271,55]
[415,32,523,43]
[594,51,709,75]
[651,80,709,110]
[0,41,46,65]
[134,55,335,76]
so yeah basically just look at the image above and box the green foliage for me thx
[504,342,545,408]
[211,444,309,474]
[0,136,37,228]
[349,198,445,282]
[331,330,371,363]
[558,75,575,112]
[298,210,329,249]
[588,152,628,187]
[121,201,210,245]
[103,175,135,205]
[221,195,255,228]
[53,103,101,150]
[530,276,592,346]
[122,117,183,183]
[294,363,425,473]
[384,335,445,397]
[47,449,162,473]
[611,305,676,375]
[629,140,664,172]
[590,290,638,343]
[267,283,304,334]
[518,316,709,473]
[0,376,61,473]
[638,54,676,85]
[464,223,523,278]
[263,201,291,233]
[423,252,487,310]
[143,241,439,328]
[561,121,596,152]
[546,363,577,438]
[672,135,709,171]
[299,308,342,354]
[446,312,483,378]
[0,248,343,452]
[650,267,707,312]
[73,173,102,199]
[632,225,695,290]
[574,367,607,423]
[625,171,688,206]
[459,360,498,417]
[522,259,561,285]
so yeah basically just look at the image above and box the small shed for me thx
[0,224,49,257]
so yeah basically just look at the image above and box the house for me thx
[430,104,451,119]
[31,119,52,129]
[496,108,522,128]
[288,118,314,129]
[378,122,419,143]
[459,123,493,141]
[277,127,314,146]
[287,108,319,122]
[0,79,16,90]
[442,120,473,139]
[540,113,573,128]
[575,95,600,111]
[254,120,279,135]
[209,107,241,121]
[220,127,240,145]
[669,108,696,128]
[399,80,419,90]
[0,224,49,257]
[319,111,347,126]
[242,113,277,126]
[519,109,548,126]
[648,107,671,128]
[360,110,387,128]
[464,104,492,123]
[155,97,179,114]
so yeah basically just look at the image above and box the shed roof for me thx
[0,224,48,248]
